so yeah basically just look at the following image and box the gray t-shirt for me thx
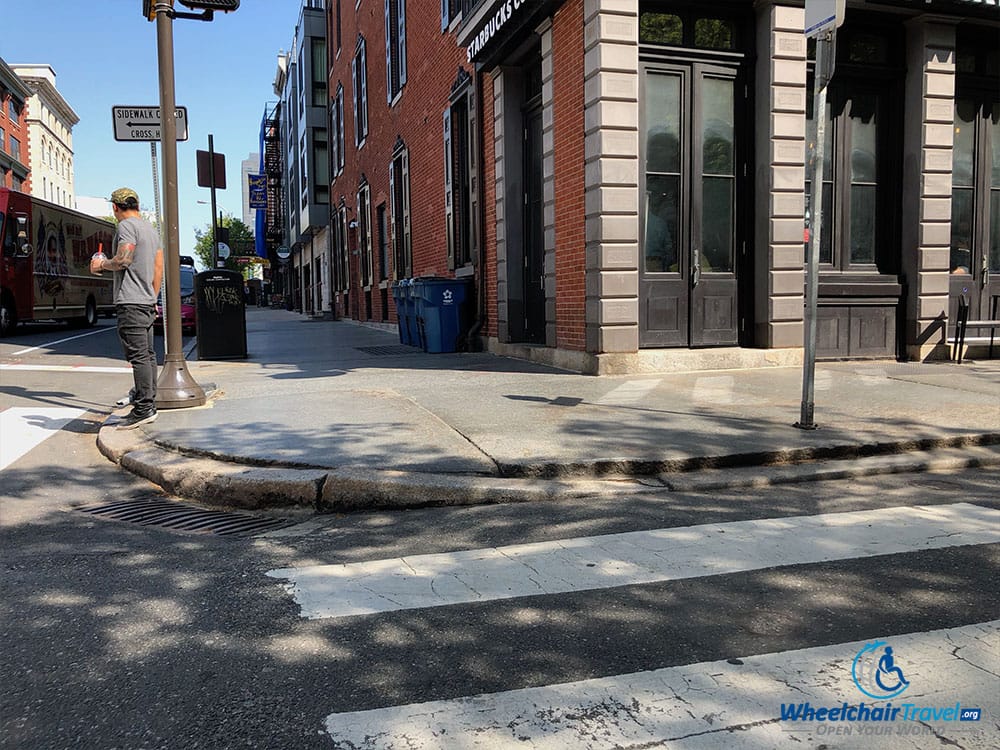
[112,216,160,305]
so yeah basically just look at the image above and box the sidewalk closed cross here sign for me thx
[112,105,189,142]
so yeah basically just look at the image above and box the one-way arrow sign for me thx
[112,105,189,142]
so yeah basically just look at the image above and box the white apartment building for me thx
[241,152,260,227]
[11,64,78,208]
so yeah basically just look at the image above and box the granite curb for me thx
[97,418,1000,512]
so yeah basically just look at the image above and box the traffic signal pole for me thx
[153,0,206,408]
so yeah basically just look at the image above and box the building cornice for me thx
[0,59,32,103]
[16,73,80,126]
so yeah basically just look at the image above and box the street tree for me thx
[193,214,256,272]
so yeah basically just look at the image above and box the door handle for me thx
[983,254,989,287]
[692,250,701,288]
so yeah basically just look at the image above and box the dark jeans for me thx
[116,304,157,415]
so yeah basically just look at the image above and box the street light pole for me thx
[153,0,206,408]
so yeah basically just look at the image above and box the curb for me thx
[97,422,1000,512]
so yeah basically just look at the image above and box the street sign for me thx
[218,242,231,259]
[804,0,845,38]
[112,105,188,142]
[275,245,291,261]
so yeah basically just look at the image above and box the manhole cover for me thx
[78,498,293,537]
[355,345,420,356]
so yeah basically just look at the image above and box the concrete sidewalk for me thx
[97,307,1000,511]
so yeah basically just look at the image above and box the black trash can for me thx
[195,269,247,360]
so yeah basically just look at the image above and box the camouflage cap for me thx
[109,187,139,206]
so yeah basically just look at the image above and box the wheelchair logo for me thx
[852,641,910,700]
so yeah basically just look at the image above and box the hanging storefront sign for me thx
[248,174,266,210]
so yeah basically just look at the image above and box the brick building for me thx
[325,0,476,323]
[0,58,32,194]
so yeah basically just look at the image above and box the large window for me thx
[385,0,407,103]
[805,22,902,273]
[951,31,1000,278]
[357,179,373,287]
[444,80,476,268]
[390,141,411,278]
[312,40,327,107]
[352,37,369,145]
[313,128,329,204]
[330,84,345,176]
[806,91,882,267]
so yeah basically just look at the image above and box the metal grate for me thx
[78,498,293,537]
[355,345,420,356]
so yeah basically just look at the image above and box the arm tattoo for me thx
[104,242,136,271]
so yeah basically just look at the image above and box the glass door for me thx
[950,97,1000,325]
[640,63,740,347]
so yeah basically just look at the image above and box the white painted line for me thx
[9,326,116,356]
[0,407,87,470]
[324,621,1000,749]
[0,364,133,374]
[595,379,661,405]
[267,503,1000,620]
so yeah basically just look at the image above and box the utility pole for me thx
[151,0,206,408]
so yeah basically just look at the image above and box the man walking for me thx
[91,188,163,429]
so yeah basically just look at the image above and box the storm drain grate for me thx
[355,345,421,356]
[78,498,293,537]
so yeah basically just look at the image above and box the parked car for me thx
[154,265,196,335]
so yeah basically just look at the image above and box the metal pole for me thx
[153,0,206,408]
[796,31,833,430]
[150,141,167,340]
[208,133,220,268]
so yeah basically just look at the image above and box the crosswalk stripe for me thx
[324,620,999,749]
[0,364,133,374]
[266,503,1000,620]
[594,379,661,405]
[0,407,87,471]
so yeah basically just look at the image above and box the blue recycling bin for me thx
[413,277,471,353]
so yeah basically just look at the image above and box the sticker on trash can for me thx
[443,290,454,305]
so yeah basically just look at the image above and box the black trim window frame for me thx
[357,179,373,288]
[352,37,369,146]
[390,142,412,278]
[334,202,350,292]
[444,82,477,269]
[376,203,389,282]
[330,84,345,176]
[441,0,475,31]
[385,0,407,103]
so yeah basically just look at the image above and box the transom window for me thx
[639,11,736,50]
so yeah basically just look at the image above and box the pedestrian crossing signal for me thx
[178,0,240,10]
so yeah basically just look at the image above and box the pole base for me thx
[156,354,206,409]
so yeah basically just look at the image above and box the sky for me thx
[1,0,305,262]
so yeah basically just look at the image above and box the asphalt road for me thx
[1,321,998,749]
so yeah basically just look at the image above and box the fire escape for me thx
[263,102,285,254]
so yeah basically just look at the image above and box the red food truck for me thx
[1,188,115,336]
